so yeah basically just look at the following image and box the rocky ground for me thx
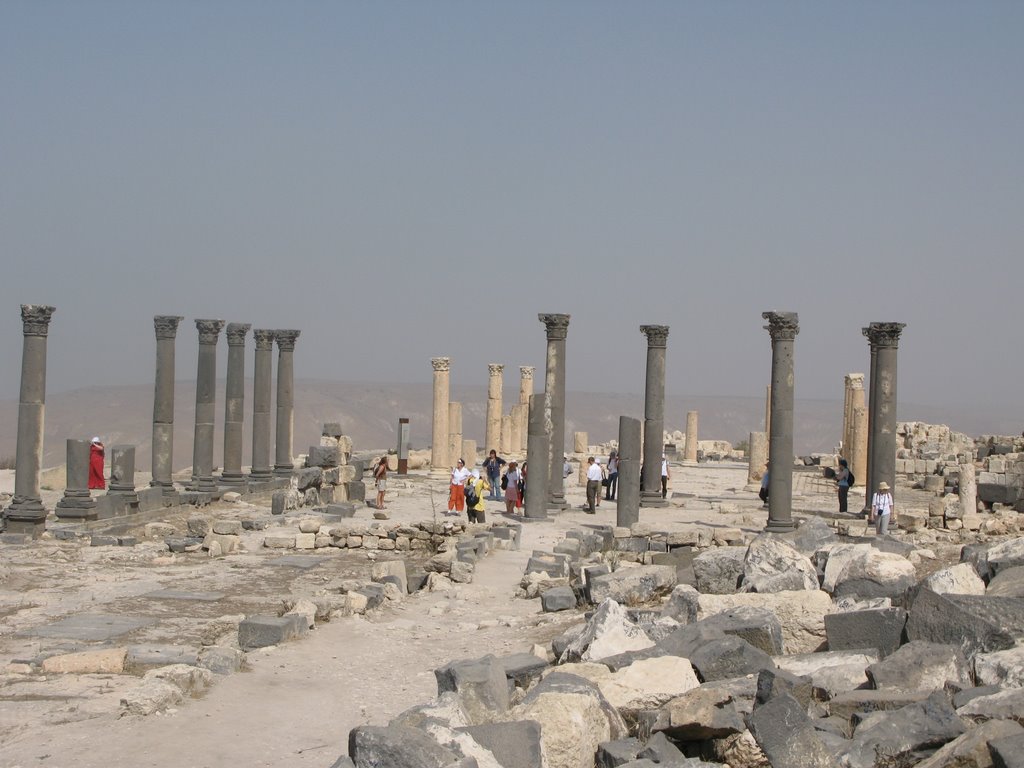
[0,462,993,768]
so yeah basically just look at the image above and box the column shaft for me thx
[485,364,503,455]
[273,330,300,476]
[448,402,463,465]
[747,431,768,485]
[851,403,868,487]
[518,366,534,451]
[524,394,550,519]
[430,358,450,478]
[151,316,183,494]
[684,411,699,462]
[640,325,669,507]
[189,319,224,492]
[617,416,642,528]
[540,314,570,509]
[55,439,96,520]
[249,330,275,480]
[864,322,906,507]
[221,322,251,484]
[763,311,799,532]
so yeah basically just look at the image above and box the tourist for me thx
[520,460,527,503]
[759,462,770,507]
[482,449,506,500]
[448,458,471,515]
[661,455,671,499]
[88,437,105,490]
[563,456,572,480]
[836,458,852,513]
[605,450,619,501]
[503,461,521,515]
[871,481,894,535]
[373,456,388,510]
[466,469,489,524]
[585,456,603,513]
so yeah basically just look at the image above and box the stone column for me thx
[273,330,301,476]
[764,385,772,435]
[397,417,410,474]
[189,319,225,492]
[684,410,699,463]
[959,461,977,516]
[518,366,534,451]
[524,393,549,520]
[500,414,512,454]
[640,325,669,508]
[841,374,853,456]
[4,305,56,536]
[485,364,504,455]
[863,342,879,513]
[55,439,97,520]
[430,357,450,478]
[617,416,642,528]
[510,404,525,455]
[448,402,463,466]
[151,315,183,497]
[109,445,139,505]
[851,404,868,487]
[220,322,251,485]
[762,311,799,532]
[539,314,570,509]
[249,329,276,481]
[863,322,906,507]
[747,431,768,485]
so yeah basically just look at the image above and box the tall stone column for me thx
[747,431,768,486]
[510,404,525,455]
[485,364,504,455]
[640,325,669,508]
[249,329,276,481]
[150,315,183,497]
[430,357,450,478]
[221,322,251,485]
[863,322,906,507]
[540,313,570,510]
[762,311,799,533]
[764,385,772,435]
[448,402,463,465]
[841,374,853,456]
[55,439,96,521]
[273,329,301,476]
[863,342,879,513]
[189,319,225,492]
[518,366,534,451]
[851,404,868,487]
[4,305,55,536]
[524,394,549,520]
[617,416,642,528]
[684,411,699,462]
[959,462,977,517]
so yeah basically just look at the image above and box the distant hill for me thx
[0,379,1018,470]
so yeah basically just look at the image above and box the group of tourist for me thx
[448,451,525,520]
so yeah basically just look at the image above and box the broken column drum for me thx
[539,313,570,510]
[109,445,139,505]
[639,325,669,507]
[863,322,906,509]
[150,315,183,496]
[763,311,799,533]
[617,415,642,528]
[249,329,276,481]
[524,393,550,520]
[220,323,251,485]
[430,357,451,478]
[747,431,768,485]
[485,364,503,454]
[273,330,301,476]
[189,319,225,492]
[55,439,97,520]
[4,305,56,536]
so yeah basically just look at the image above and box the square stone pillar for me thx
[109,445,139,506]
[747,431,768,486]
[151,315,183,499]
[540,313,570,510]
[397,417,410,475]
[762,311,799,533]
[639,325,669,508]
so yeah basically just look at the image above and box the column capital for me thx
[488,363,504,376]
[154,315,184,339]
[846,372,866,387]
[253,328,276,350]
[762,311,800,341]
[863,322,906,349]
[640,324,670,348]
[20,305,56,337]
[431,356,450,372]
[195,319,225,344]
[225,322,252,346]
[274,329,301,350]
[539,313,570,340]
[519,366,535,380]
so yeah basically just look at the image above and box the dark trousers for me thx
[661,476,668,499]
[838,485,849,513]
[605,472,618,500]
[586,480,600,512]
[468,508,486,524]
[759,486,769,504]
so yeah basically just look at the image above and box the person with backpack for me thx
[482,450,506,500]
[465,469,489,523]
[373,455,388,510]
[836,458,854,513]
[503,461,521,516]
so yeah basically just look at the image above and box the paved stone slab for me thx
[144,589,226,602]
[21,613,156,641]
[267,555,327,569]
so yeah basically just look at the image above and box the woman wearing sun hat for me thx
[88,437,106,490]
[871,481,894,535]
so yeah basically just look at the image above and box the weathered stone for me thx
[264,533,296,549]
[957,687,1024,723]
[212,519,242,535]
[237,615,308,650]
[692,547,746,594]
[824,606,907,658]
[907,588,1024,660]
[434,655,510,725]
[661,584,700,625]
[975,646,1024,688]
[653,686,746,740]
[774,650,877,700]
[778,516,839,556]
[828,689,931,723]
[596,738,642,768]
[689,635,775,682]
[822,543,916,602]
[749,692,835,768]
[560,599,655,663]
[987,565,1024,598]
[866,641,972,693]
[498,653,550,690]
[197,646,244,675]
[120,679,183,716]
[698,590,832,653]
[755,667,814,712]
[922,563,986,596]
[371,559,409,594]
[587,565,677,606]
[741,534,819,593]
[541,586,577,612]
[41,647,127,674]
[124,645,199,674]
[458,720,544,768]
[987,537,1024,577]
[348,724,463,768]
[636,732,685,764]
[914,718,1024,768]
[700,606,784,655]
[990,731,1024,768]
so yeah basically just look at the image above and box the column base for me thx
[3,497,48,537]
[219,472,247,485]
[429,468,450,480]
[547,493,568,511]
[640,493,668,508]
[187,477,219,493]
[55,495,98,521]
[248,469,274,482]
[764,519,797,533]
[273,465,295,478]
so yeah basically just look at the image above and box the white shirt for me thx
[661,459,669,477]
[587,462,604,482]
[451,466,471,485]
[872,492,893,515]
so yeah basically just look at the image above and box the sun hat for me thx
[878,481,890,491]
[91,436,101,444]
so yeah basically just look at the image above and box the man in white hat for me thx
[871,481,894,535]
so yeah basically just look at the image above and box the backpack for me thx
[464,482,479,507]
[500,474,509,490]
[847,471,855,487]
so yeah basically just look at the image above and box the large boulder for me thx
[587,565,677,606]
[986,565,1024,597]
[986,537,1024,577]
[559,599,654,663]
[907,588,1024,661]
[434,655,510,724]
[749,692,836,768]
[778,516,839,556]
[456,721,545,768]
[688,636,775,682]
[700,606,784,655]
[661,584,700,624]
[650,687,747,741]
[957,688,1024,723]
[922,564,986,596]
[866,641,972,694]
[914,719,1024,768]
[975,646,1024,688]
[558,656,700,716]
[693,547,746,594]
[348,724,464,768]
[741,535,819,593]
[774,650,878,701]
[824,606,907,658]
[698,590,832,653]
[822,544,916,602]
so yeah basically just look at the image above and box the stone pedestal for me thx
[763,312,799,532]
[684,410,698,462]
[639,325,669,508]
[851,404,868,487]
[249,330,276,481]
[448,402,463,466]
[617,416,642,528]
[397,417,410,475]
[485,364,503,455]
[863,322,906,508]
[273,330,301,477]
[4,305,56,537]
[221,322,251,485]
[747,431,768,485]
[109,445,139,505]
[150,315,183,500]
[189,319,225,492]
[960,462,977,516]
[518,366,534,451]
[430,357,450,478]
[55,439,97,520]
[524,394,549,520]
[540,314,570,510]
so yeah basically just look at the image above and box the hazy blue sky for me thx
[2,2,1021,420]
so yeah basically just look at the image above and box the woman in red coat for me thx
[88,437,105,490]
